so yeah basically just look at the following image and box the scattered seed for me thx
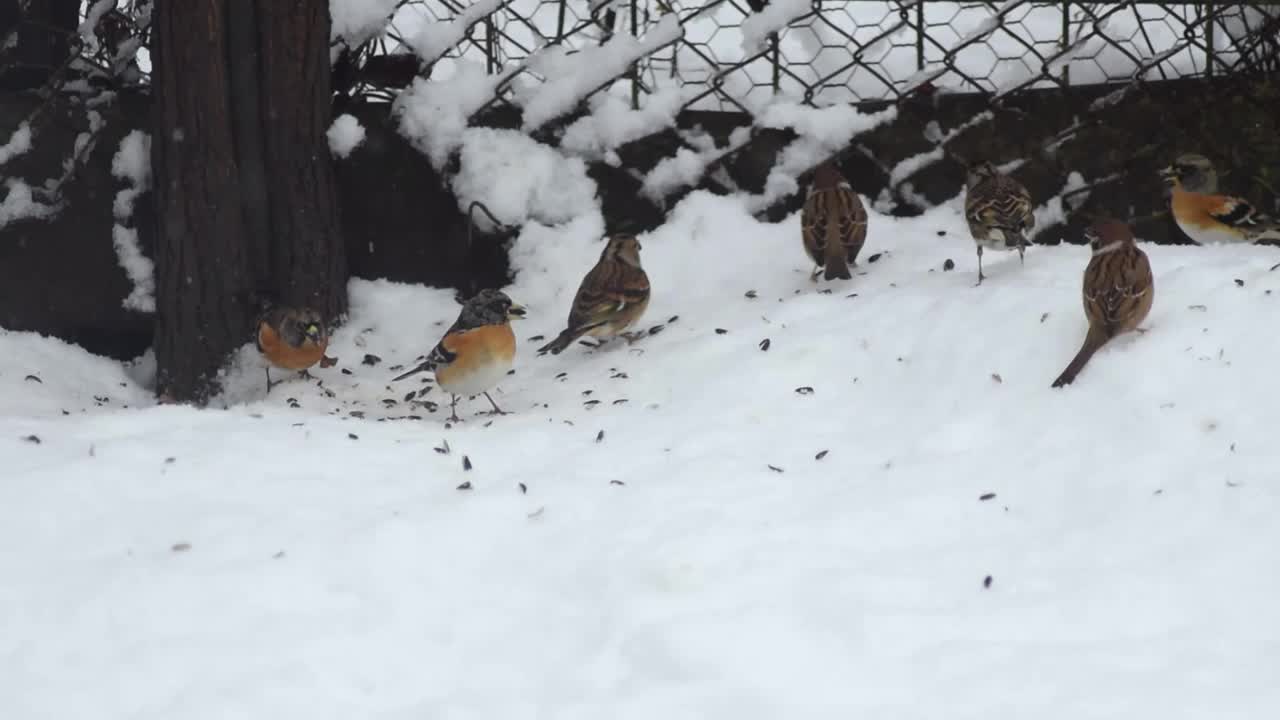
[165,457,176,464]
[584,399,601,408]
[942,258,955,271]
[457,481,472,491]
[1153,489,1163,495]
[22,435,40,444]
[1040,312,1049,323]
[403,390,417,402]
[715,328,728,334]
[527,507,545,518]
[795,386,814,395]
[23,374,41,383]
[767,464,784,473]
[991,373,1003,384]
[273,551,285,559]
[434,440,450,454]
[360,354,381,366]
[815,450,828,460]
[341,368,353,375]
[172,543,191,553]
[983,575,993,589]
[595,430,605,443]
[612,398,628,405]
[555,372,568,380]
[610,372,629,379]
[759,338,771,351]
[668,315,679,323]
[349,410,365,418]
[1226,479,1241,488]
[463,456,473,471]
[648,324,665,336]
[1234,278,1244,287]
[610,480,625,486]
[936,230,947,236]
[518,482,527,494]
[348,433,359,440]
[979,492,996,501]
[506,369,515,375]
[1188,304,1207,311]
[528,335,545,342]
[867,252,884,263]
[745,290,758,299]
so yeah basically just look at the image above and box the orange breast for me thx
[433,322,516,391]
[258,323,328,371]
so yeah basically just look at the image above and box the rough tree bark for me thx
[152,0,347,403]
[151,0,252,402]
[256,0,347,319]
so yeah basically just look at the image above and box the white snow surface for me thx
[327,114,367,158]
[560,87,688,160]
[519,14,683,131]
[0,121,32,166]
[110,131,155,313]
[450,127,597,228]
[409,0,506,63]
[330,0,397,44]
[4,188,1280,717]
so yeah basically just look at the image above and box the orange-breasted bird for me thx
[256,305,329,392]
[391,289,526,422]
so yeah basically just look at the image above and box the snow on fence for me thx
[369,0,1280,114]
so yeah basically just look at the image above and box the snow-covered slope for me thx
[3,192,1279,718]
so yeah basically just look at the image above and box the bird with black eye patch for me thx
[802,161,868,282]
[964,161,1035,285]
[391,288,526,422]
[1160,153,1280,246]
[256,305,329,392]
[538,233,650,355]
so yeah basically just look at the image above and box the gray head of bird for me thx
[1159,153,1217,193]
[466,288,526,323]
[1084,218,1135,254]
[603,234,644,269]
[965,161,1000,189]
[277,307,327,346]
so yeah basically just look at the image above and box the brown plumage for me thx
[538,234,650,355]
[256,305,329,392]
[801,161,867,281]
[964,161,1035,285]
[1052,219,1154,388]
[1160,154,1280,246]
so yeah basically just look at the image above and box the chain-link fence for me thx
[373,1,1280,115]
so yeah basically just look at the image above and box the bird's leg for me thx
[975,246,986,286]
[298,369,313,380]
[483,392,508,415]
[264,368,273,393]
[1018,237,1026,265]
[448,395,461,423]
[810,265,823,282]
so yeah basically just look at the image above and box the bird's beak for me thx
[507,304,527,319]
[1158,165,1177,184]
[305,323,321,340]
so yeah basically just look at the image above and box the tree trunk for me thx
[151,0,252,402]
[151,0,347,403]
[257,0,347,319]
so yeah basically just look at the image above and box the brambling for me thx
[256,305,329,392]
[964,161,1035,285]
[1052,219,1153,388]
[1160,154,1280,245]
[538,234,650,355]
[392,288,526,422]
[802,161,867,281]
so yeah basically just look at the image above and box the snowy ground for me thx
[4,191,1280,718]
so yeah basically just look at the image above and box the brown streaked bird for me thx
[256,305,329,392]
[1160,154,1280,246]
[391,289,526,422]
[801,161,868,281]
[1051,219,1154,388]
[538,234,650,355]
[964,161,1036,285]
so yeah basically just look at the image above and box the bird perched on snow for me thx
[391,288,526,422]
[1052,219,1153,388]
[1160,154,1280,246]
[801,160,868,281]
[964,161,1036,285]
[256,305,329,392]
[538,233,650,355]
